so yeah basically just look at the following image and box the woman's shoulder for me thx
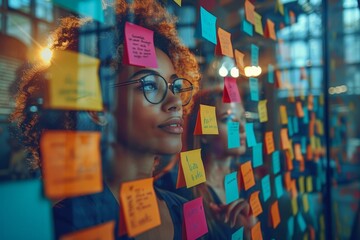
[155,187,188,207]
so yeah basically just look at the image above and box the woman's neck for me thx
[204,154,232,189]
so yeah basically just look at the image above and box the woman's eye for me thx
[142,82,158,92]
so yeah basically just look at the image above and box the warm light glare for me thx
[328,85,347,95]
[230,67,240,78]
[219,66,229,77]
[244,66,262,77]
[40,48,53,63]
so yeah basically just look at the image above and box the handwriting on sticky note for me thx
[223,77,241,103]
[252,143,263,168]
[180,149,206,188]
[249,77,259,101]
[200,7,217,44]
[258,100,268,122]
[194,104,219,135]
[240,161,255,190]
[275,174,284,198]
[124,22,157,68]
[270,200,281,228]
[261,175,271,202]
[245,122,256,147]
[272,151,281,174]
[60,221,115,240]
[225,171,239,204]
[249,191,263,217]
[120,178,161,237]
[228,121,240,149]
[40,131,102,199]
[254,12,263,35]
[235,50,245,74]
[264,131,275,154]
[217,27,234,57]
[251,222,263,240]
[251,44,259,66]
[183,197,208,240]
[244,0,255,24]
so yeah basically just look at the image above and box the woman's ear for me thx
[87,111,108,126]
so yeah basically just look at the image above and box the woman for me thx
[11,1,200,239]
[186,88,256,239]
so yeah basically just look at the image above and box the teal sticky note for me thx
[287,117,293,136]
[228,121,240,149]
[301,136,307,154]
[252,142,263,168]
[200,7,217,44]
[261,174,271,202]
[249,77,259,101]
[297,212,307,232]
[272,151,281,174]
[53,0,104,23]
[251,44,259,66]
[303,106,309,124]
[0,179,54,240]
[313,97,318,112]
[287,216,295,239]
[225,172,239,204]
[242,19,253,36]
[232,226,244,240]
[274,174,284,198]
[268,64,274,83]
[318,106,324,119]
[293,116,299,133]
[245,122,256,147]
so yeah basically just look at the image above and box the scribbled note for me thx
[180,149,206,188]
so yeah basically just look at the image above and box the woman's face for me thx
[114,48,184,155]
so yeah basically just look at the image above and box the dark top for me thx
[53,184,186,240]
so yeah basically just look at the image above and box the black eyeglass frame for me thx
[113,73,194,106]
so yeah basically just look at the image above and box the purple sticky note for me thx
[183,197,208,240]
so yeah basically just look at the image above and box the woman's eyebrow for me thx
[170,73,179,80]
[129,69,159,79]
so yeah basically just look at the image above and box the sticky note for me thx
[276,0,284,15]
[120,178,160,237]
[265,19,276,40]
[180,149,206,188]
[296,101,304,118]
[251,44,259,66]
[183,197,208,240]
[297,212,307,232]
[216,27,234,57]
[194,104,219,135]
[0,179,53,240]
[288,216,295,239]
[293,117,299,134]
[285,150,293,171]
[270,200,281,228]
[245,122,256,147]
[254,12,263,35]
[252,142,263,168]
[261,174,271,202]
[40,130,102,199]
[272,151,281,174]
[291,197,298,215]
[258,100,268,122]
[235,50,245,75]
[223,77,241,103]
[244,0,255,24]
[302,194,309,213]
[228,121,240,149]
[308,94,314,110]
[123,22,157,68]
[274,174,284,198]
[176,158,186,189]
[287,117,293,136]
[249,191,263,217]
[280,105,288,124]
[200,7,217,44]
[306,176,313,192]
[264,131,275,154]
[53,0,104,23]
[240,161,256,190]
[294,143,303,161]
[232,227,244,240]
[225,172,240,204]
[299,176,305,193]
[60,221,115,240]
[242,19,253,36]
[249,78,259,101]
[301,137,307,154]
[275,70,283,88]
[47,50,103,111]
[173,0,182,6]
[280,128,290,150]
[268,64,274,83]
[251,222,263,240]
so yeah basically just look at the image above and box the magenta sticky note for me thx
[223,77,241,103]
[183,197,208,240]
[123,22,157,68]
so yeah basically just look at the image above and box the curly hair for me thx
[11,0,200,170]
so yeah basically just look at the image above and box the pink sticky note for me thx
[183,197,208,240]
[123,22,157,68]
[223,77,241,103]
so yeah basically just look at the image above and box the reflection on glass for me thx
[35,0,53,22]
[8,0,31,13]
[6,13,32,46]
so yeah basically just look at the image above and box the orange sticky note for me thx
[249,191,263,217]
[194,104,219,135]
[215,27,234,58]
[40,130,102,199]
[279,105,288,124]
[180,149,206,188]
[264,131,275,154]
[284,171,292,191]
[120,178,161,237]
[280,128,290,150]
[234,50,245,75]
[290,179,298,198]
[251,222,263,240]
[296,101,304,118]
[258,100,268,123]
[270,200,281,228]
[294,143,304,161]
[240,161,256,190]
[265,19,276,40]
[254,12,263,35]
[275,70,283,88]
[285,150,293,171]
[244,0,255,24]
[60,221,115,240]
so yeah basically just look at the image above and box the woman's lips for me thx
[158,118,184,134]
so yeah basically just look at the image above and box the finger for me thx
[228,201,251,228]
[223,199,246,224]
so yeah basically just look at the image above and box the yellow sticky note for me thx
[47,50,103,111]
[310,136,316,150]
[291,197,298,215]
[173,0,181,6]
[316,120,324,135]
[194,104,219,135]
[320,214,325,230]
[254,12,263,35]
[180,149,206,188]
[302,194,309,213]
[280,105,288,124]
[299,176,305,193]
[258,100,268,123]
[276,0,284,15]
[120,178,161,237]
[60,221,114,240]
[306,176,313,192]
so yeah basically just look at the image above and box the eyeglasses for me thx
[113,73,194,106]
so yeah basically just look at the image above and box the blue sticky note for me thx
[228,121,240,149]
[274,174,284,198]
[303,107,309,124]
[287,216,295,239]
[200,7,217,44]
[53,0,104,23]
[232,226,244,240]
[297,212,307,232]
[0,179,54,240]
[293,116,299,133]
[261,174,271,202]
[268,64,274,83]
[251,44,259,66]
[301,137,307,154]
[252,142,263,168]
[225,172,239,204]
[287,117,293,136]
[242,19,253,36]
[245,122,256,147]
[249,77,259,101]
[313,97,318,112]
[272,151,281,174]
